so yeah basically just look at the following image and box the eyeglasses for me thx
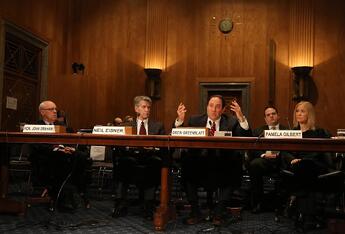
[42,108,57,111]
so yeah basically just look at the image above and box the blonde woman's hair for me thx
[293,101,316,130]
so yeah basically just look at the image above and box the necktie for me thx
[209,122,216,136]
[139,121,146,135]
[269,126,279,155]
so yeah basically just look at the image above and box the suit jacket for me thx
[30,119,71,154]
[133,119,165,135]
[118,118,166,158]
[186,114,251,137]
[36,119,64,126]
[29,120,67,185]
[282,127,333,169]
[251,124,288,160]
[30,119,60,156]
[178,114,251,187]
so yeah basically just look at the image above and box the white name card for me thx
[337,129,345,137]
[171,128,208,137]
[90,146,106,161]
[23,124,56,133]
[214,131,232,137]
[92,126,134,135]
[264,130,302,138]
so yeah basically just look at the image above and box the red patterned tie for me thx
[139,121,146,135]
[209,122,216,136]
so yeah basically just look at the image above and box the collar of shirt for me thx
[206,117,221,131]
[269,124,279,130]
[44,120,54,125]
[136,118,149,134]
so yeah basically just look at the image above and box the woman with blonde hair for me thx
[283,101,334,230]
[293,101,316,131]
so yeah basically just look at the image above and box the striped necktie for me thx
[209,122,216,136]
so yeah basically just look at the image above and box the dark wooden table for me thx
[1,132,345,230]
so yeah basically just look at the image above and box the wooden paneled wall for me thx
[1,0,345,134]
[313,0,345,133]
[289,0,314,67]
[0,0,71,121]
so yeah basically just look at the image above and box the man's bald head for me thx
[39,100,57,124]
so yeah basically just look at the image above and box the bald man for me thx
[38,100,58,124]
[30,100,90,211]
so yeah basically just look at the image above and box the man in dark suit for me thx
[30,100,90,210]
[248,106,287,213]
[112,96,165,220]
[174,95,251,225]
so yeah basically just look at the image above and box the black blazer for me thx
[30,119,76,160]
[133,119,165,135]
[124,119,166,157]
[37,119,74,133]
[176,114,251,188]
[30,119,58,155]
[250,124,288,160]
[282,127,333,169]
[174,113,251,137]
[179,113,252,160]
[37,119,65,126]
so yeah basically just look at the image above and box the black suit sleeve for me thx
[157,122,165,135]
[228,116,252,137]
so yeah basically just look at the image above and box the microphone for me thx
[208,120,212,127]
[255,130,265,142]
[65,112,69,127]
[286,117,291,130]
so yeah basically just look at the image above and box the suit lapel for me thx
[133,120,139,134]
[219,117,228,131]
[148,119,158,135]
[200,115,208,127]
[135,119,156,135]
[148,119,153,135]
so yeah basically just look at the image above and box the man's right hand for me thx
[177,102,187,122]
[263,153,277,159]
[291,158,301,164]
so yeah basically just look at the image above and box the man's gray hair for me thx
[134,96,152,107]
[38,102,45,111]
[38,100,54,111]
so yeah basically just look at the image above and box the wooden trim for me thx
[1,131,345,229]
[1,132,345,152]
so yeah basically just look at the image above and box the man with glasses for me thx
[38,101,58,124]
[30,100,90,211]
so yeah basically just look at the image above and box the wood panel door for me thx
[1,32,42,131]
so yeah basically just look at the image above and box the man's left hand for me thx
[62,146,75,154]
[230,100,245,122]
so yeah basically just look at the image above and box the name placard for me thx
[337,129,345,138]
[171,128,208,137]
[92,126,135,135]
[90,146,106,161]
[264,130,302,138]
[214,131,232,137]
[23,124,56,133]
